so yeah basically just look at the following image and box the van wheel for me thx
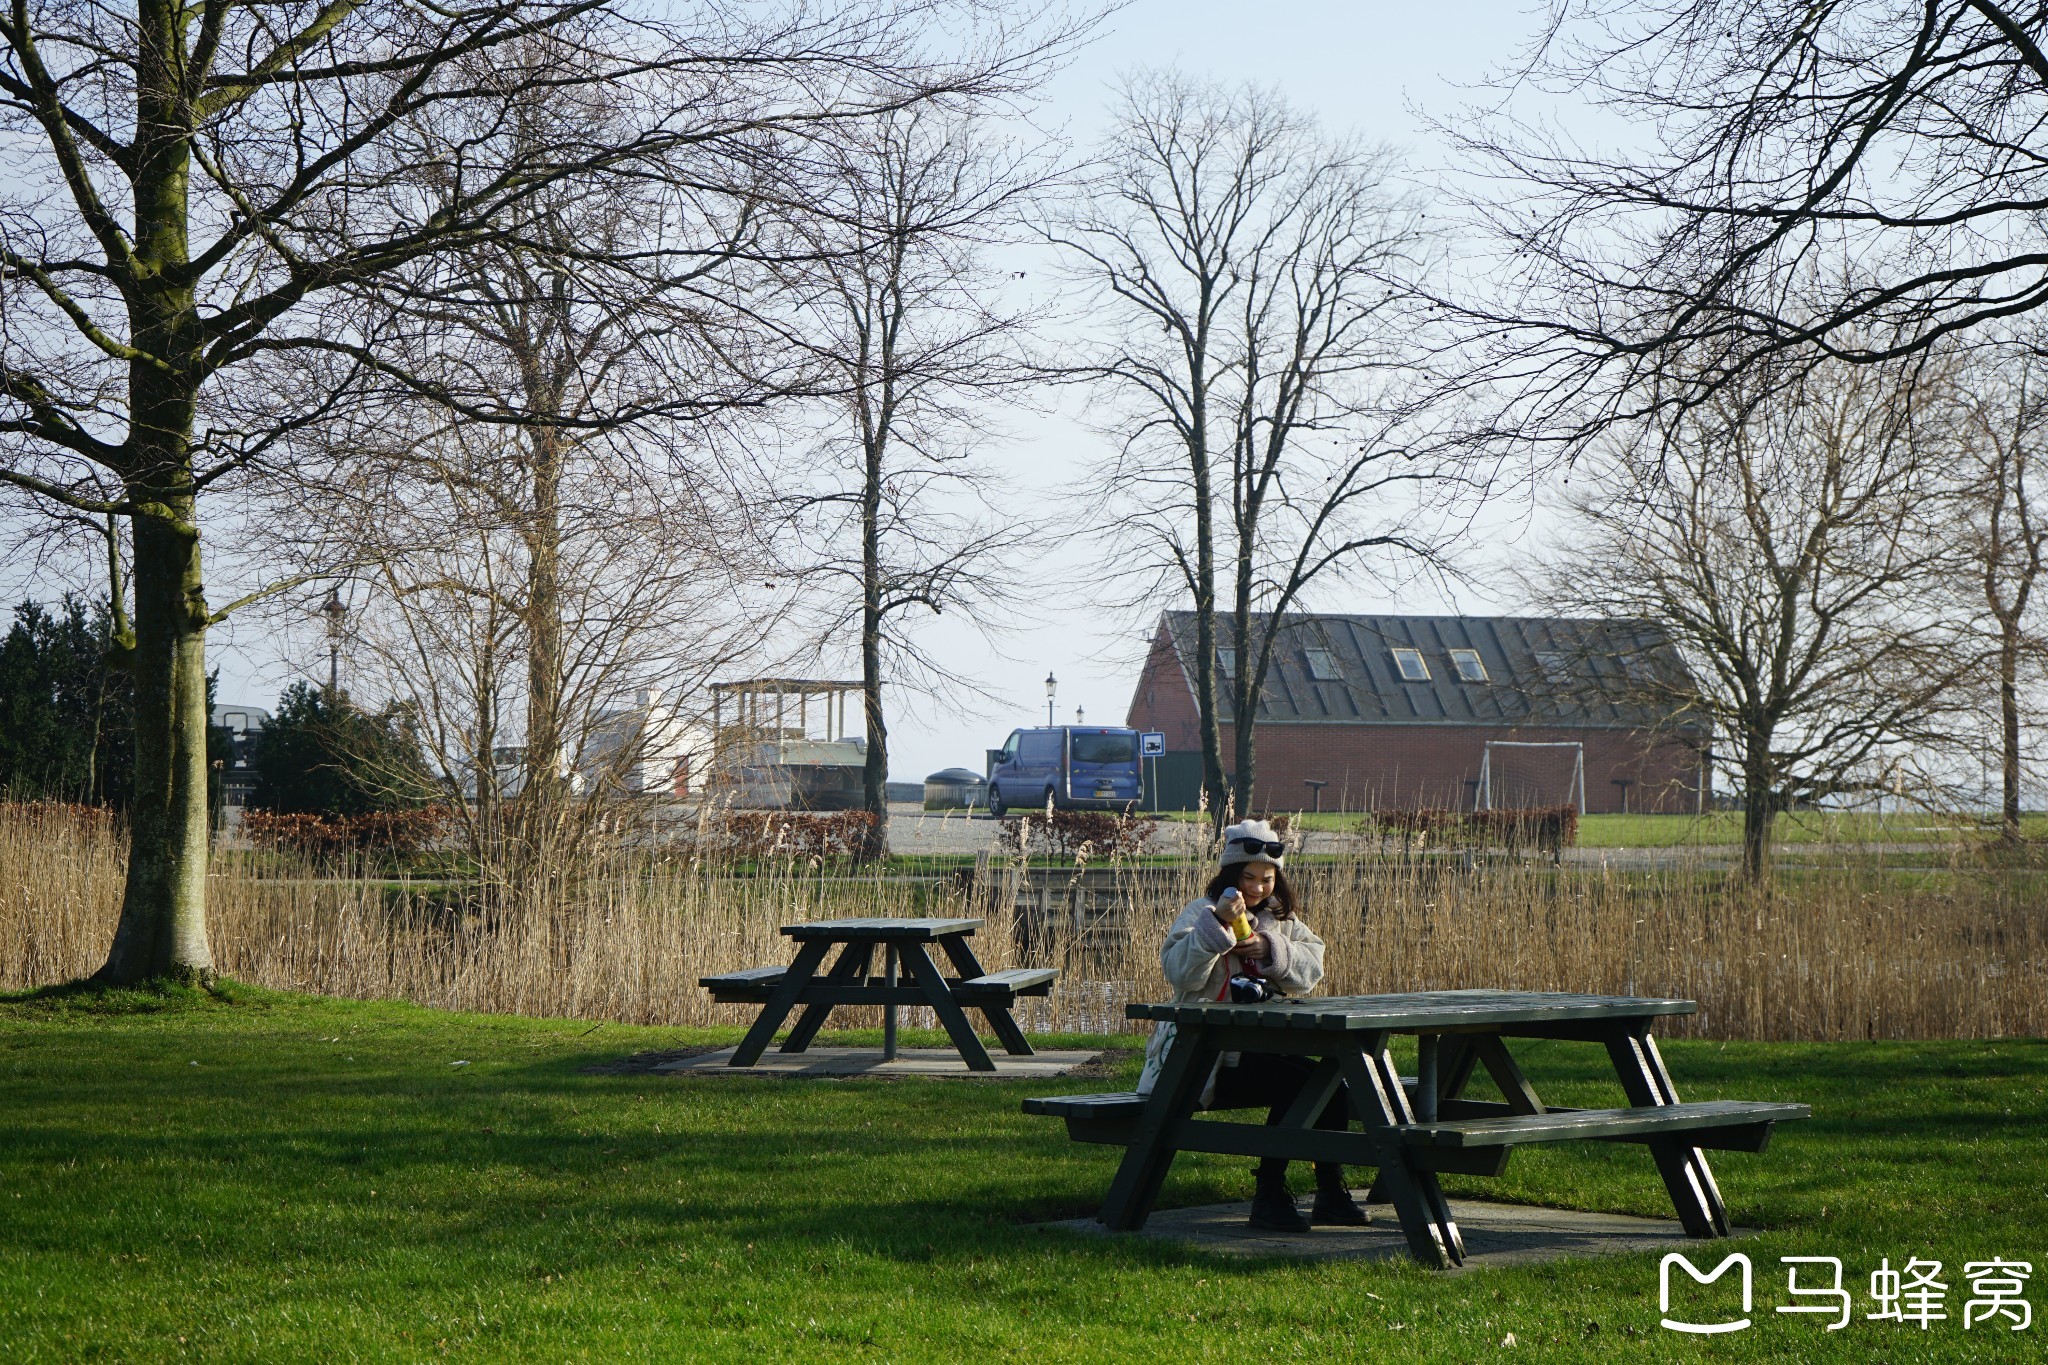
[987,786,1007,818]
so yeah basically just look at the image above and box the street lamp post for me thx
[321,590,348,695]
[1044,671,1056,727]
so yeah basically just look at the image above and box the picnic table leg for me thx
[729,940,832,1067]
[1415,1035,1439,1123]
[1366,1034,1476,1206]
[781,942,872,1054]
[899,943,996,1071]
[1485,1037,1548,1111]
[1099,1026,1214,1231]
[1340,1039,1463,1268]
[936,935,1037,1056]
[883,945,898,1061]
[1604,1026,1731,1238]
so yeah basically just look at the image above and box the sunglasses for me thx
[1233,837,1284,858]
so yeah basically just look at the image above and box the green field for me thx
[3,985,2043,1361]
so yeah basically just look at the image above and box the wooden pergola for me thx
[709,678,862,749]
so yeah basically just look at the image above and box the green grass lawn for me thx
[3,985,2043,1362]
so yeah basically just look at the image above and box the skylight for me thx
[1304,647,1340,680]
[1216,648,1235,676]
[1534,650,1573,686]
[1449,648,1488,683]
[1391,647,1430,682]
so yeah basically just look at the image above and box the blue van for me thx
[986,726,1142,815]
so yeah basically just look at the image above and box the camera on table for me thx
[1228,975,1271,1004]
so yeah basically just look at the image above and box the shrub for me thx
[1364,806,1579,855]
[241,805,452,857]
[710,811,878,862]
[996,810,1159,859]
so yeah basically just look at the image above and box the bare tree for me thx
[265,45,789,899]
[321,415,773,903]
[1943,338,2048,842]
[1050,72,1454,824]
[1441,2,2048,446]
[0,0,1075,984]
[1528,353,1968,878]
[762,106,1053,855]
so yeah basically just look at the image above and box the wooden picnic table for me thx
[700,917,1056,1073]
[1023,989,1808,1267]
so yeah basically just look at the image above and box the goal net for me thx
[1478,742,1585,813]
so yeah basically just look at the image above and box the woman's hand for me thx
[1231,932,1270,963]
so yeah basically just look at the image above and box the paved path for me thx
[880,803,1943,869]
[1039,1195,1756,1268]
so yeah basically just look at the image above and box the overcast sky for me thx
[190,0,1558,780]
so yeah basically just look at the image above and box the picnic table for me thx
[1023,989,1808,1267]
[700,917,1055,1072]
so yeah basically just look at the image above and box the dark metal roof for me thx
[1159,613,1702,731]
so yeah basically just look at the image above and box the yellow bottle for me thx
[1220,888,1253,941]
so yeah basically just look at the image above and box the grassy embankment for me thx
[2,985,2042,1363]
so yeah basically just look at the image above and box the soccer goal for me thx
[1477,741,1586,814]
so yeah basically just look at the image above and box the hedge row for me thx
[1366,806,1579,852]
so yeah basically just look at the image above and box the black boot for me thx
[1310,1164,1370,1226]
[1248,1160,1310,1233]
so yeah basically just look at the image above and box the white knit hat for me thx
[1219,818,1286,870]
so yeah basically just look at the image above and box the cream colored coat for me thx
[1134,895,1328,1105]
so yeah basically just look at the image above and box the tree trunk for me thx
[2000,632,2023,844]
[512,423,570,896]
[94,21,215,985]
[1739,762,1774,882]
[858,425,889,862]
[95,507,214,985]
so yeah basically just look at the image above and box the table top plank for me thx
[1128,990,1697,1031]
[782,917,983,941]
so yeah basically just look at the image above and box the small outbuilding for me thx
[923,767,987,809]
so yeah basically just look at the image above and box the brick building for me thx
[1124,613,1707,814]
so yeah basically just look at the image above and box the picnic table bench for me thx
[700,917,1056,1072]
[1022,990,1809,1267]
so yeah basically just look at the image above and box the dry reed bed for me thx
[4,805,2043,1041]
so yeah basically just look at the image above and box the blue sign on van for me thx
[986,725,1143,816]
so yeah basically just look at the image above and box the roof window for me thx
[1216,647,1235,676]
[1534,650,1574,686]
[1449,648,1488,683]
[1304,647,1340,681]
[1391,647,1430,682]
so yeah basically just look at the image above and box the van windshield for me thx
[1071,733,1136,764]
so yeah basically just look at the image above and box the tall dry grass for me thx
[4,803,2044,1040]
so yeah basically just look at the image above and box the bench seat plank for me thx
[700,967,786,990]
[1399,1100,1809,1148]
[707,967,1055,1004]
[1022,1091,1149,1119]
[954,968,1057,1002]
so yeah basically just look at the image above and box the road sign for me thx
[1140,731,1165,757]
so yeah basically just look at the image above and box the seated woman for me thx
[1135,819,1369,1232]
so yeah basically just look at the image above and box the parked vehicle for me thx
[985,726,1142,816]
